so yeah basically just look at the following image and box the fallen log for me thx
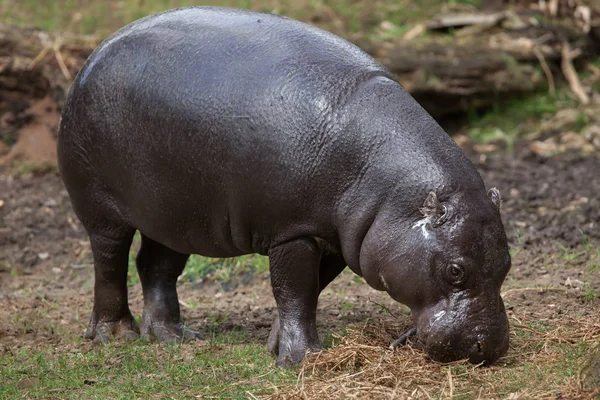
[361,1,599,117]
[0,24,99,149]
[426,11,507,30]
[0,24,98,107]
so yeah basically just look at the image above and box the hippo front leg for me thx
[267,253,346,356]
[268,237,323,367]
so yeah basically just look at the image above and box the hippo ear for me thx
[419,192,442,218]
[419,192,448,226]
[488,187,502,209]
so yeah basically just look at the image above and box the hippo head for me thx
[360,188,511,364]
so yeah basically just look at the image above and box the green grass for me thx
[185,253,270,282]
[557,243,587,266]
[126,231,270,287]
[580,233,600,273]
[13,161,59,176]
[582,57,600,94]
[449,0,480,6]
[589,246,600,273]
[466,87,580,146]
[465,56,600,147]
[584,285,600,303]
[508,221,525,259]
[0,333,295,399]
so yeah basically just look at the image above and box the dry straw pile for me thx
[268,314,600,399]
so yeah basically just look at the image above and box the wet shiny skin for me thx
[58,6,511,367]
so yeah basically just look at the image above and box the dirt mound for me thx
[0,96,60,165]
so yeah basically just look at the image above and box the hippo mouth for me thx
[422,325,509,364]
[392,298,510,365]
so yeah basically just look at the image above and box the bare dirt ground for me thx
[0,110,599,397]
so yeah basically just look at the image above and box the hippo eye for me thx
[445,263,465,285]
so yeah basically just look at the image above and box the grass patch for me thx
[182,253,270,283]
[584,285,600,303]
[0,332,295,399]
[12,161,58,176]
[557,243,588,266]
[449,0,480,6]
[508,221,525,259]
[589,246,600,273]
[4,316,596,399]
[126,231,269,287]
[465,55,600,147]
[466,87,579,147]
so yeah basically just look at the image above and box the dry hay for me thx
[268,315,600,399]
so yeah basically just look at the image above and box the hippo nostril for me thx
[468,340,486,364]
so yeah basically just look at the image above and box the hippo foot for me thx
[269,316,323,368]
[140,318,202,344]
[390,326,417,350]
[84,314,140,344]
[276,344,323,368]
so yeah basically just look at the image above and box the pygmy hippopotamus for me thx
[58,6,511,367]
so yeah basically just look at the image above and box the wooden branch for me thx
[533,46,556,95]
[561,40,590,104]
[426,12,506,30]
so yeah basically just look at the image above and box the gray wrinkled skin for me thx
[57,6,511,367]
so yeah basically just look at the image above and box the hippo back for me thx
[58,6,481,257]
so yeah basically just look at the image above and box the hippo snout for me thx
[424,321,509,364]
[417,296,510,365]
[467,329,510,364]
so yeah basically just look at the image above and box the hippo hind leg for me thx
[267,253,346,357]
[83,217,139,343]
[136,234,201,343]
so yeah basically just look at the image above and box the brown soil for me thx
[0,96,60,165]
[0,123,599,377]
